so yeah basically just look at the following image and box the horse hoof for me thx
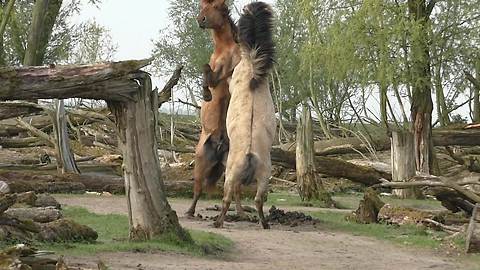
[213,221,223,228]
[185,211,194,218]
[262,222,270,230]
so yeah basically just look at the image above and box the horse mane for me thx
[219,4,238,42]
[238,2,275,89]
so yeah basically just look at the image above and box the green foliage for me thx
[1,0,112,65]
[151,0,212,95]
[39,207,233,256]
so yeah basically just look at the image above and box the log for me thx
[0,137,46,148]
[0,194,16,214]
[466,204,480,253]
[5,207,62,223]
[0,59,152,102]
[277,129,480,156]
[271,148,389,185]
[37,219,98,242]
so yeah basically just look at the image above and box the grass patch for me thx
[264,192,444,210]
[39,207,232,256]
[311,210,448,249]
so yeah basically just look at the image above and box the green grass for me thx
[264,192,444,210]
[311,210,448,249]
[39,207,232,256]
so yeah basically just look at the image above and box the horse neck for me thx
[212,24,235,51]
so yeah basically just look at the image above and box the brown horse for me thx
[214,2,276,229]
[185,0,241,217]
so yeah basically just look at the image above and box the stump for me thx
[391,130,420,198]
[466,204,480,253]
[350,188,385,224]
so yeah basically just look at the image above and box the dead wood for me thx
[158,65,183,107]
[466,204,480,253]
[5,207,62,223]
[37,219,98,242]
[348,188,385,224]
[0,194,16,214]
[0,59,151,102]
[271,148,390,185]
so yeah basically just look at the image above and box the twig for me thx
[271,176,297,186]
[177,98,201,110]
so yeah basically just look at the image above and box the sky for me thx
[74,0,267,90]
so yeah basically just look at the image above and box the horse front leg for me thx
[202,64,213,102]
[234,183,247,219]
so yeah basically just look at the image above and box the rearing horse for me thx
[185,0,241,217]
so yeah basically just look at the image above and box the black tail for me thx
[238,2,275,90]
[239,153,258,186]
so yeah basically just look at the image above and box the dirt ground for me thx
[54,195,475,270]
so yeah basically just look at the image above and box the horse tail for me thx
[238,1,275,90]
[239,153,258,186]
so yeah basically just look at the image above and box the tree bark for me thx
[296,104,333,205]
[391,130,420,198]
[0,59,151,102]
[108,75,190,242]
[23,0,62,66]
[466,203,480,253]
[0,0,16,65]
[408,0,435,174]
[52,99,80,174]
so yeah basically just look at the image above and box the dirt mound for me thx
[205,213,259,223]
[267,206,318,227]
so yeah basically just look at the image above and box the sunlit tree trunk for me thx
[391,130,421,198]
[296,103,334,206]
[408,0,436,174]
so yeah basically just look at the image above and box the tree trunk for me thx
[0,0,16,65]
[380,83,388,130]
[434,63,450,126]
[466,203,480,253]
[391,130,419,198]
[52,99,80,174]
[296,104,333,206]
[108,76,190,242]
[474,62,480,122]
[408,0,435,174]
[23,0,62,66]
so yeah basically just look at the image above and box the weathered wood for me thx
[37,219,97,242]
[0,194,16,214]
[108,76,189,241]
[349,188,385,224]
[53,99,80,174]
[158,65,183,107]
[0,59,151,102]
[391,130,419,198]
[296,104,332,205]
[5,207,62,223]
[466,204,480,253]
[272,148,389,185]
[0,137,46,148]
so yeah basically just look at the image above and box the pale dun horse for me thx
[214,2,276,229]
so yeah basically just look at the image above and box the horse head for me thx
[197,0,229,29]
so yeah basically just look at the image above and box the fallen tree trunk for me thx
[271,148,390,185]
[5,207,62,223]
[278,129,480,156]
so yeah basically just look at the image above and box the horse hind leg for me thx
[185,151,210,217]
[214,176,234,228]
[255,176,270,229]
[234,183,247,219]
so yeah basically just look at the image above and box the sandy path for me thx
[56,195,469,270]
